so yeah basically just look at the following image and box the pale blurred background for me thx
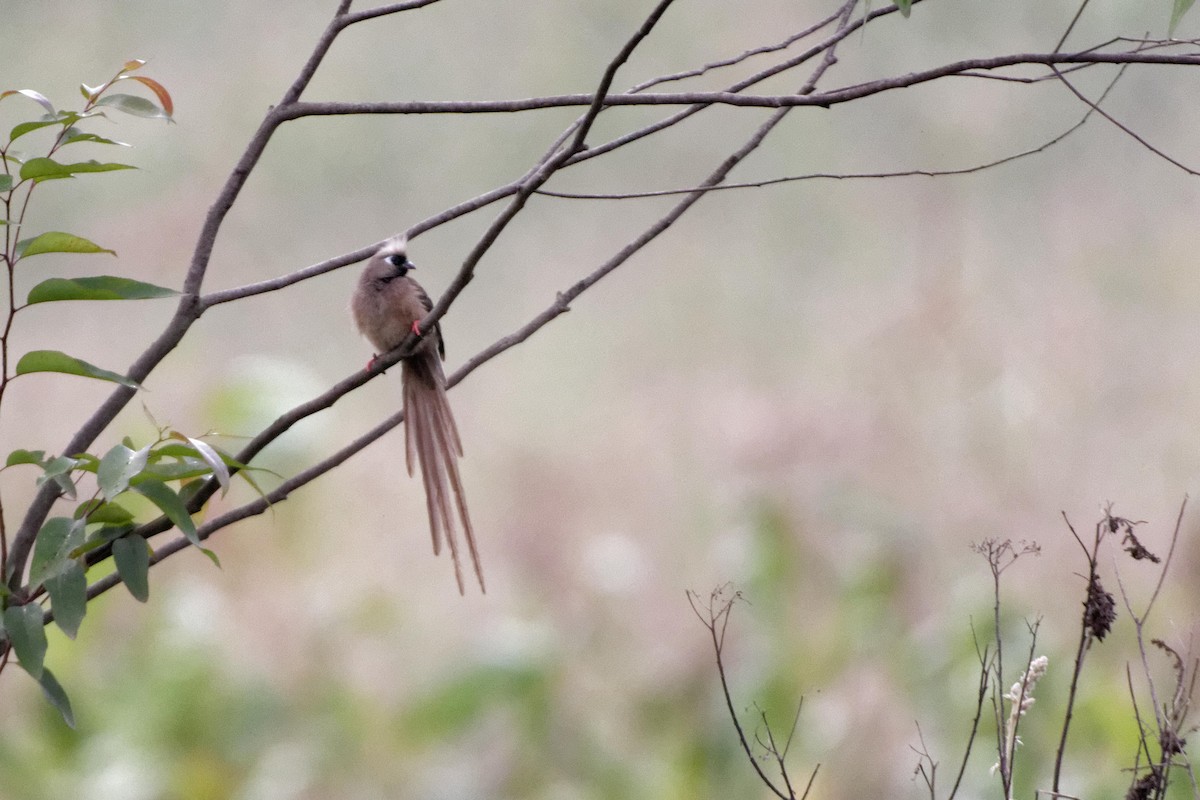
[2,1,1200,798]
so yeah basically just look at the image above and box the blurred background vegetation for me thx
[2,0,1200,797]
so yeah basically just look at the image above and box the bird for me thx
[351,236,485,594]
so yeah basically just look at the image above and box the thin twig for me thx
[946,637,992,800]
[687,589,790,800]
[1054,0,1094,53]
[1051,514,1102,794]
[339,0,442,27]
[1143,495,1187,620]
[627,8,847,93]
[1051,66,1200,176]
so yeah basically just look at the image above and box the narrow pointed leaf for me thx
[9,118,60,142]
[133,479,197,543]
[17,231,116,258]
[61,129,130,147]
[71,524,136,559]
[35,667,75,728]
[28,276,177,304]
[19,158,135,182]
[97,443,150,500]
[120,75,173,118]
[74,499,135,525]
[112,536,151,602]
[170,433,231,495]
[45,561,87,638]
[0,89,55,115]
[16,350,140,388]
[4,604,47,679]
[94,93,168,120]
[1172,0,1196,33]
[123,59,147,72]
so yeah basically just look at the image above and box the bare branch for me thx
[1051,67,1200,176]
[1053,0,1094,53]
[339,0,442,27]
[1143,496,1188,621]
[627,8,848,93]
[687,588,790,800]
[946,640,992,800]
[278,49,1200,122]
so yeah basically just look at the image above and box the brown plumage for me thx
[351,236,484,593]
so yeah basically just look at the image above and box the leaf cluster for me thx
[0,62,258,726]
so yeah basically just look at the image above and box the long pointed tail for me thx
[402,358,485,594]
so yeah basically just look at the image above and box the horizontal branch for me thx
[277,49,1200,120]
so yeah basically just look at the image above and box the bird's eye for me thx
[385,254,406,268]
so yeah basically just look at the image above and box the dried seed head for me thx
[1126,765,1164,800]
[1084,575,1117,641]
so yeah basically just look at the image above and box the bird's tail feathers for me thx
[402,360,483,594]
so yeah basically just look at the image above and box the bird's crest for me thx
[376,235,408,258]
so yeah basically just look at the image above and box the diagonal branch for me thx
[72,0,857,611]
[6,1,360,590]
[1051,66,1200,176]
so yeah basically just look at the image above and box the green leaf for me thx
[29,517,85,586]
[133,479,197,543]
[95,93,169,120]
[112,536,150,602]
[118,75,174,118]
[10,119,58,140]
[895,0,912,16]
[170,433,231,496]
[34,455,79,500]
[9,113,78,143]
[6,448,46,467]
[16,350,140,389]
[1171,0,1196,33]
[35,667,75,728]
[0,175,11,193]
[61,129,130,148]
[97,444,150,500]
[70,452,100,474]
[4,604,47,679]
[74,499,135,525]
[45,561,86,638]
[27,276,177,304]
[29,517,72,581]
[18,157,136,183]
[16,231,116,258]
[139,455,211,482]
[72,524,135,559]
